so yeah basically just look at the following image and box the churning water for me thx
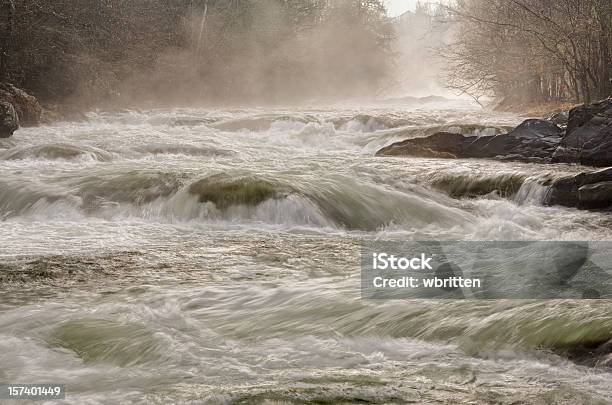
[1,103,611,403]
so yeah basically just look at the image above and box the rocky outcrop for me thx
[559,338,612,368]
[0,83,42,127]
[376,119,562,163]
[377,99,612,167]
[551,99,612,167]
[0,101,19,137]
[376,99,612,211]
[375,131,464,158]
[548,111,569,127]
[544,168,612,209]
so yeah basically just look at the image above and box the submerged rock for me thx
[557,338,612,368]
[0,101,19,137]
[213,114,316,132]
[1,143,113,161]
[430,172,527,199]
[376,119,562,162]
[188,175,285,209]
[0,83,42,127]
[545,168,612,209]
[331,114,415,131]
[552,98,612,167]
[577,181,612,208]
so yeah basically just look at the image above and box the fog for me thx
[128,0,396,105]
[5,0,454,108]
[5,0,608,109]
[387,3,454,98]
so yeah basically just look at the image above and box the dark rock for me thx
[567,99,611,134]
[378,99,612,167]
[545,168,612,209]
[548,111,569,127]
[577,181,612,209]
[0,83,42,127]
[559,338,612,368]
[376,131,465,157]
[0,101,19,137]
[552,98,612,166]
[376,119,562,162]
[477,118,562,159]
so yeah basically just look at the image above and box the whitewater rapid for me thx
[1,103,611,403]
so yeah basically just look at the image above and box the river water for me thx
[1,103,611,404]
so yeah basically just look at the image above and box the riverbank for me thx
[378,98,612,211]
[493,99,578,118]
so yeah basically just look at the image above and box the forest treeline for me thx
[0,0,610,107]
[441,0,611,105]
[0,0,393,106]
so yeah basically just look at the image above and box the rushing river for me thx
[1,102,611,404]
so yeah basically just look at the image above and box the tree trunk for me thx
[599,41,611,99]
[567,72,580,103]
[0,0,15,82]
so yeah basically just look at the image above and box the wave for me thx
[195,284,612,367]
[0,170,186,218]
[184,172,469,230]
[213,114,320,132]
[430,172,527,199]
[0,179,79,219]
[0,170,470,231]
[426,171,558,206]
[387,123,511,140]
[169,116,220,127]
[331,114,418,132]
[0,143,113,162]
[297,176,467,231]
[48,318,166,367]
[514,176,553,205]
[74,170,187,210]
[136,143,233,157]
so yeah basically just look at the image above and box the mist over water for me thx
[1,100,611,403]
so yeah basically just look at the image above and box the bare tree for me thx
[439,0,612,104]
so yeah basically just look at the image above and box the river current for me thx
[1,102,611,404]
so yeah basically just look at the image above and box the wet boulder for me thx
[188,174,286,209]
[548,111,569,127]
[375,131,465,158]
[552,99,612,167]
[475,118,562,159]
[559,338,612,368]
[376,119,562,162]
[0,83,42,127]
[545,167,612,209]
[0,101,19,137]
[578,181,612,209]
